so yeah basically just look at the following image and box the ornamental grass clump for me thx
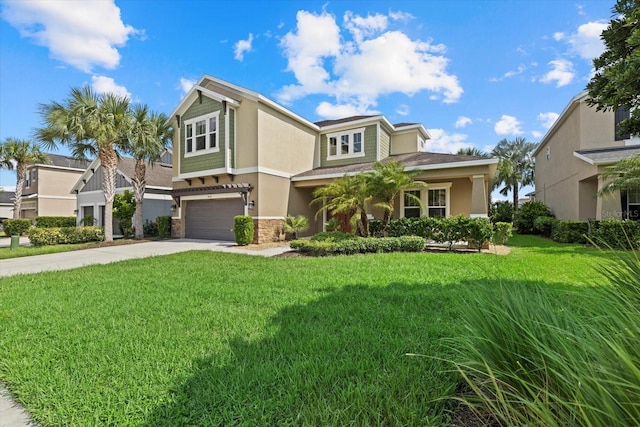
[450,247,640,427]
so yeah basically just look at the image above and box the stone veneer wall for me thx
[171,218,182,238]
[253,218,284,244]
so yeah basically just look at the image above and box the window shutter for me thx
[614,107,630,141]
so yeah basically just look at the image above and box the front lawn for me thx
[0,237,618,425]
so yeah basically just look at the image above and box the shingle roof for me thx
[314,115,378,127]
[292,152,495,179]
[116,157,173,188]
[393,122,420,128]
[0,191,15,204]
[574,145,640,165]
[37,153,92,170]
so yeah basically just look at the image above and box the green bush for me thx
[35,216,76,228]
[310,231,356,242]
[113,190,135,237]
[291,236,425,256]
[533,216,556,238]
[435,215,470,250]
[467,217,494,252]
[233,215,254,246]
[143,220,158,237]
[592,219,640,250]
[551,220,589,244]
[490,201,514,223]
[514,201,554,234]
[2,219,32,236]
[492,222,513,245]
[157,216,171,238]
[27,226,104,246]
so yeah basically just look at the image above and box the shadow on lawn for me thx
[141,279,591,427]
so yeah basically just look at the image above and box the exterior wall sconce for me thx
[248,200,255,209]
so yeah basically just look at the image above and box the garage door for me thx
[185,198,244,240]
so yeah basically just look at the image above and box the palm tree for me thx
[456,147,490,157]
[311,173,372,236]
[126,104,172,239]
[37,87,130,242]
[0,138,48,218]
[283,214,310,239]
[598,154,640,195]
[491,137,537,212]
[369,160,427,234]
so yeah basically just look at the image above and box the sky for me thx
[0,0,616,199]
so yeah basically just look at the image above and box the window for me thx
[615,107,631,141]
[404,190,421,217]
[428,189,447,218]
[546,146,550,161]
[25,170,31,188]
[628,188,640,221]
[326,127,366,160]
[419,137,426,152]
[184,112,220,156]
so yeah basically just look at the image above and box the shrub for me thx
[533,216,556,238]
[436,215,470,250]
[283,215,308,239]
[310,231,356,242]
[368,220,383,236]
[113,190,135,237]
[492,222,513,245]
[35,216,76,228]
[467,217,494,252]
[490,201,514,223]
[324,218,341,232]
[157,216,171,238]
[291,236,425,256]
[233,215,254,246]
[143,220,158,237]
[592,219,640,250]
[551,220,589,244]
[27,226,104,246]
[3,219,32,236]
[79,215,96,226]
[514,201,554,234]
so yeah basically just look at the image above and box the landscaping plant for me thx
[283,214,309,239]
[233,215,254,245]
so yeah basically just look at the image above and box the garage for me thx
[185,197,245,240]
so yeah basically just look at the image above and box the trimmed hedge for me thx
[515,201,554,234]
[591,219,640,250]
[552,220,588,244]
[533,216,556,238]
[157,216,172,238]
[27,226,104,247]
[233,215,254,246]
[2,219,32,236]
[35,216,76,228]
[290,236,425,256]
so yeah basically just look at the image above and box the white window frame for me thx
[400,183,452,218]
[326,127,366,160]
[25,170,31,188]
[184,112,220,158]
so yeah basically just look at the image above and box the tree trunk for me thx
[512,185,519,215]
[380,198,395,236]
[132,160,146,239]
[13,163,26,219]
[100,147,118,242]
[359,210,369,237]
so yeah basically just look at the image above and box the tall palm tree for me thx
[0,138,48,218]
[126,104,172,239]
[369,160,427,234]
[311,173,373,236]
[456,147,490,157]
[491,137,537,211]
[598,154,640,195]
[37,87,130,242]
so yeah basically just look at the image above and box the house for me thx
[169,75,498,242]
[533,91,640,221]
[0,190,15,221]
[71,151,173,234]
[20,154,91,220]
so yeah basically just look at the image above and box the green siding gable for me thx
[320,124,378,168]
[379,128,390,159]
[179,97,230,174]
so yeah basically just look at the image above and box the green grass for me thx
[0,236,620,426]
[0,241,99,259]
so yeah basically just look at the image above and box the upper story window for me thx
[615,107,631,141]
[184,112,219,157]
[25,170,31,188]
[327,127,365,160]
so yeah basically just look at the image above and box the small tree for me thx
[283,215,309,239]
[113,190,135,237]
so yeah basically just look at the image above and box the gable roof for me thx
[71,156,173,193]
[314,115,378,127]
[292,152,498,181]
[31,153,92,171]
[573,145,640,165]
[0,191,15,204]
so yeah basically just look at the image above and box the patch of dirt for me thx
[231,241,291,251]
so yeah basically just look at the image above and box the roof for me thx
[314,116,378,127]
[35,153,92,170]
[0,191,15,204]
[71,156,173,193]
[573,145,640,165]
[292,152,498,180]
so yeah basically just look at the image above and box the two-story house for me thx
[169,75,498,242]
[533,91,640,222]
[20,153,91,220]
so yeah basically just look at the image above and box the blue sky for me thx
[0,0,615,199]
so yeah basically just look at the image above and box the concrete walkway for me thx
[0,238,292,426]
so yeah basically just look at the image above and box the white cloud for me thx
[0,185,17,192]
[396,104,410,116]
[425,128,474,153]
[494,115,523,135]
[538,112,559,129]
[178,77,197,95]
[277,9,463,116]
[566,21,607,59]
[540,59,575,87]
[532,130,543,138]
[490,64,526,82]
[553,32,565,41]
[315,101,377,119]
[91,75,131,99]
[455,116,472,128]
[1,0,139,72]
[234,33,254,61]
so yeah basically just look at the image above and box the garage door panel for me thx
[185,198,244,240]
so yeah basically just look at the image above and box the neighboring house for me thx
[0,190,15,220]
[71,152,173,234]
[20,154,91,220]
[533,91,640,221]
[169,75,498,242]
